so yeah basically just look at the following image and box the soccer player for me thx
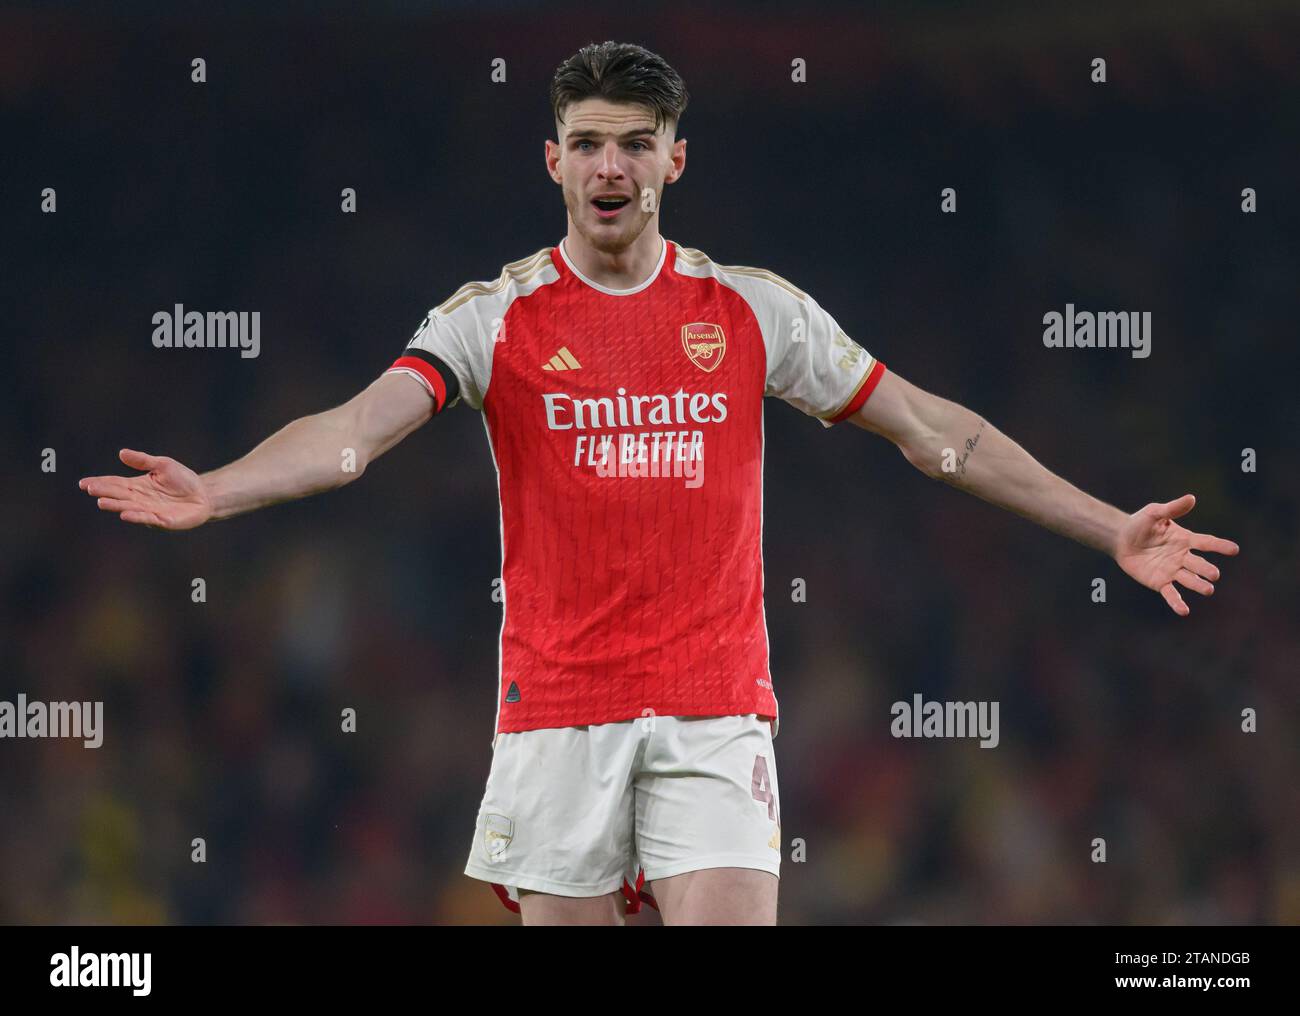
[79,41,1239,926]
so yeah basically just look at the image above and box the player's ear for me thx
[544,138,562,182]
[666,137,686,184]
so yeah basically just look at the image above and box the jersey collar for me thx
[556,234,671,296]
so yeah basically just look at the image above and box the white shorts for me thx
[464,713,781,914]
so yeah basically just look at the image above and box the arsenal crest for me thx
[681,322,726,372]
[484,814,514,862]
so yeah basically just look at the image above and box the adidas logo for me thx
[541,346,582,371]
[505,681,521,703]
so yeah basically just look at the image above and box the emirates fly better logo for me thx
[543,387,721,489]
[536,324,731,489]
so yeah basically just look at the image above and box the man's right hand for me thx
[77,373,441,527]
[79,449,214,530]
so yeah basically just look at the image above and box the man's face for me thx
[546,97,686,254]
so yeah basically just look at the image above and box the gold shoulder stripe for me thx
[714,264,807,301]
[435,248,554,315]
[437,248,551,312]
[672,244,808,302]
[503,247,553,275]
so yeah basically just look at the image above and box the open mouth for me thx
[592,196,631,218]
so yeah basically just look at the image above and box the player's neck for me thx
[561,228,665,292]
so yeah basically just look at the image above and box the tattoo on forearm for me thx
[954,421,985,478]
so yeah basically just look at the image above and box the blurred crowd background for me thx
[2,1,1297,924]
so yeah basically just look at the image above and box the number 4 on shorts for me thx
[751,754,779,823]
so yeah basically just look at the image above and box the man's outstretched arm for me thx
[78,371,437,529]
[848,370,1239,616]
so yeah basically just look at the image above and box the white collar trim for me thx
[559,235,667,296]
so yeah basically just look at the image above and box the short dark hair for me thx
[550,41,689,138]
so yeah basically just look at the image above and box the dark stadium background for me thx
[2,2,1296,925]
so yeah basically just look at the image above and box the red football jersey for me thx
[387,237,885,737]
